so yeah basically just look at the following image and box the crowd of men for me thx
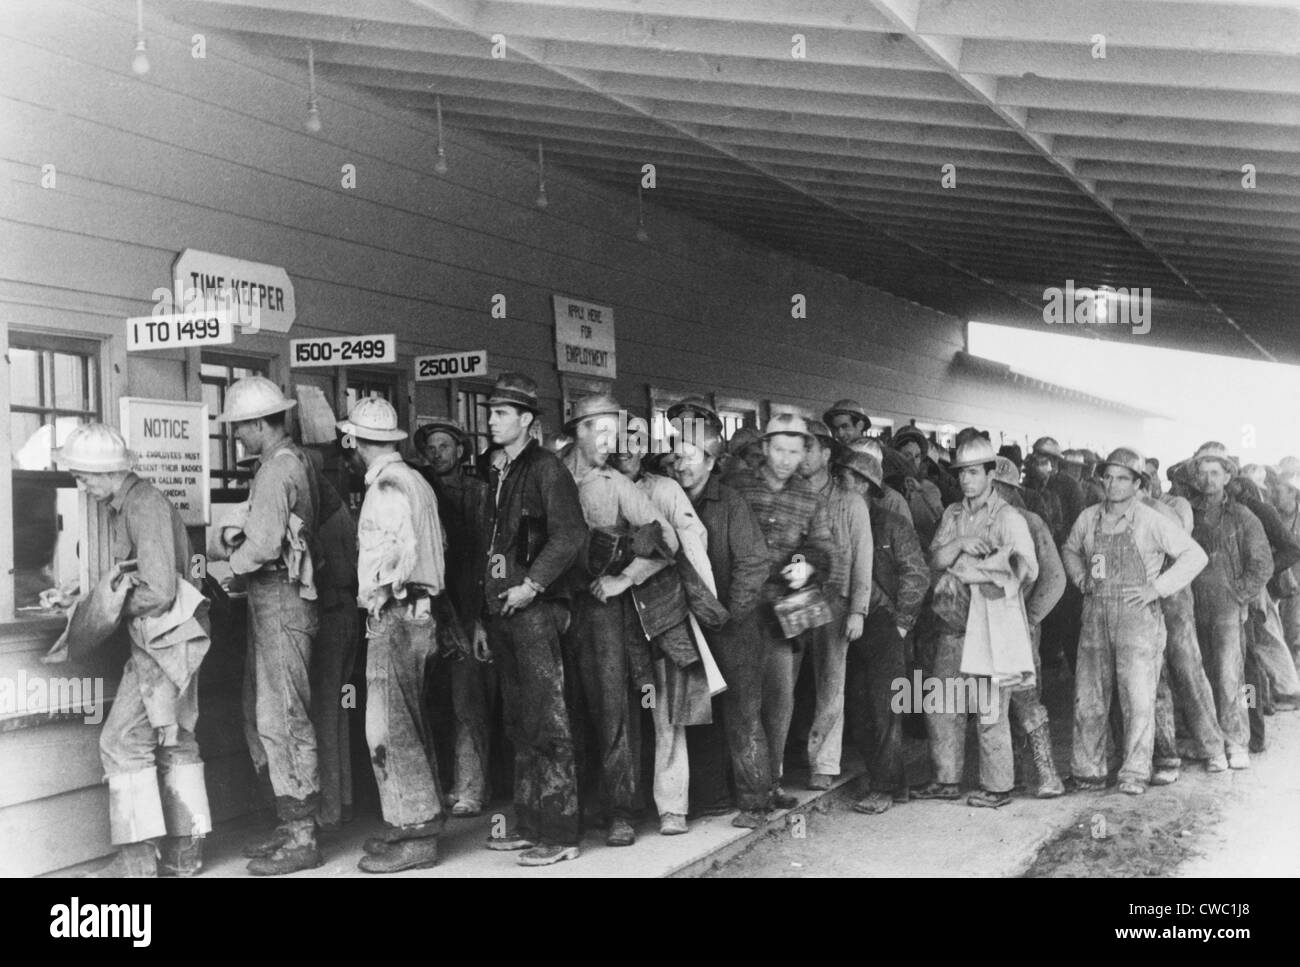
[53,375,1300,876]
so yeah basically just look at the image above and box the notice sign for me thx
[291,334,396,368]
[126,311,234,351]
[119,398,210,526]
[553,295,616,379]
[173,249,296,333]
[414,350,488,381]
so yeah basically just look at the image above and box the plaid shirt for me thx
[728,465,835,600]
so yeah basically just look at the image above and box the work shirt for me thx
[1190,492,1274,604]
[562,451,679,586]
[727,465,835,601]
[229,436,318,575]
[689,475,769,623]
[634,472,715,593]
[1046,471,1084,544]
[430,466,492,627]
[483,439,586,616]
[356,452,446,612]
[867,500,928,632]
[108,472,194,619]
[1158,494,1194,533]
[930,485,1039,588]
[1063,500,1207,598]
[1017,506,1066,628]
[812,472,873,615]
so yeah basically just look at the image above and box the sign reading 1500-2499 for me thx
[290,334,397,368]
[126,311,235,351]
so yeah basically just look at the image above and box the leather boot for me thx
[1027,724,1064,798]
[159,836,204,877]
[358,837,439,874]
[247,818,322,876]
[242,825,291,859]
[83,841,159,878]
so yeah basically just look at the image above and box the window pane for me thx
[11,412,50,469]
[202,382,220,414]
[10,348,41,407]
[52,352,88,411]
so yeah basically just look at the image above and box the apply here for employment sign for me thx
[120,398,210,527]
[553,295,616,379]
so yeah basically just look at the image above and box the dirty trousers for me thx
[364,606,445,835]
[797,600,851,776]
[447,650,496,806]
[702,611,771,812]
[1153,587,1225,764]
[572,593,646,820]
[759,613,798,786]
[923,630,1014,792]
[1009,623,1049,736]
[242,571,320,819]
[310,601,359,827]
[1193,592,1251,756]
[1279,592,1300,666]
[1071,595,1162,784]
[845,609,906,793]
[651,658,690,816]
[488,602,580,846]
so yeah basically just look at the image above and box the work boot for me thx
[247,818,322,876]
[82,841,159,878]
[606,818,636,847]
[358,837,438,874]
[241,824,291,859]
[159,836,204,877]
[1026,724,1064,798]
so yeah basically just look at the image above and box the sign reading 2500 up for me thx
[120,398,210,526]
[554,295,616,379]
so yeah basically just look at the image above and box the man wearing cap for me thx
[797,420,873,791]
[847,437,915,529]
[1063,448,1208,794]
[836,447,928,814]
[415,417,495,817]
[990,457,1066,798]
[1188,442,1273,769]
[1028,437,1083,545]
[727,413,835,808]
[213,376,323,875]
[917,436,1037,808]
[478,373,586,866]
[561,393,679,848]
[335,398,448,872]
[54,424,212,878]
[823,399,871,448]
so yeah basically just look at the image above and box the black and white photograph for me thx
[0,0,1296,918]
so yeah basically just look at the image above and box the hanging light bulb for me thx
[130,0,150,76]
[535,142,548,209]
[433,96,449,174]
[635,183,649,242]
[304,43,322,133]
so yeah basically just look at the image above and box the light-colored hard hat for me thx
[1278,456,1300,475]
[1192,441,1238,477]
[763,413,812,441]
[992,456,1023,488]
[1096,447,1149,484]
[53,422,134,473]
[822,398,872,430]
[1278,469,1300,493]
[949,436,1000,471]
[834,449,884,493]
[848,437,883,461]
[337,397,407,442]
[215,375,296,424]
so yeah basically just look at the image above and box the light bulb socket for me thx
[434,147,448,175]
[535,187,549,210]
[131,37,150,76]
[304,100,322,133]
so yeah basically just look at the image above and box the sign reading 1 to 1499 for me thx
[126,311,235,351]
[290,334,397,368]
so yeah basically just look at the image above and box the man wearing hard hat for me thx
[338,398,450,872]
[213,376,323,875]
[823,398,872,448]
[55,423,212,877]
[1063,448,1208,794]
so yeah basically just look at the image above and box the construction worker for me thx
[822,399,871,448]
[214,377,323,875]
[1271,469,1300,666]
[990,457,1066,798]
[562,394,679,848]
[727,413,835,808]
[890,425,945,546]
[798,420,873,791]
[55,424,211,877]
[338,398,447,873]
[837,448,928,815]
[1189,442,1273,769]
[415,418,495,817]
[1064,448,1208,795]
[480,373,587,867]
[1028,437,1083,545]
[917,436,1037,808]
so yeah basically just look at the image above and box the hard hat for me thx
[666,395,722,431]
[1031,436,1063,461]
[992,456,1023,488]
[949,436,999,471]
[337,397,407,442]
[1096,447,1149,484]
[822,398,872,431]
[414,417,468,449]
[1061,448,1087,467]
[805,419,834,446]
[892,425,930,453]
[1192,441,1238,477]
[1279,456,1300,475]
[565,393,622,432]
[848,437,883,461]
[215,376,296,424]
[53,422,133,473]
[834,449,883,495]
[763,412,813,441]
[1278,469,1300,493]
